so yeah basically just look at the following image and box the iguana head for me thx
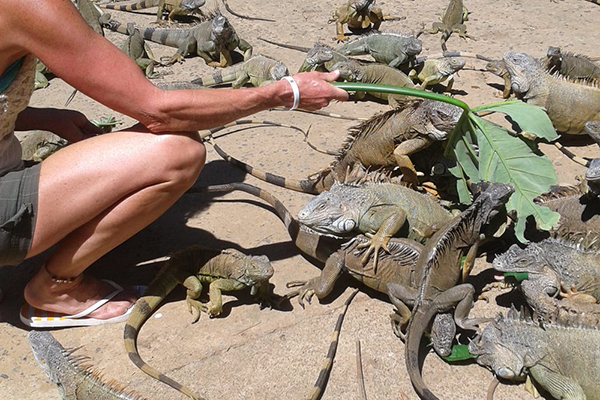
[269,62,290,81]
[502,52,544,96]
[27,331,65,385]
[299,44,335,72]
[440,57,466,76]
[181,0,205,11]
[421,100,463,141]
[297,182,364,238]
[222,249,274,286]
[470,181,514,226]
[586,157,600,195]
[211,11,236,44]
[485,60,507,77]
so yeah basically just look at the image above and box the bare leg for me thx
[23,127,206,319]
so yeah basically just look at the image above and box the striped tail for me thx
[99,0,157,11]
[190,66,241,87]
[308,289,359,400]
[554,142,590,167]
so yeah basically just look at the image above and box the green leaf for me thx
[473,100,559,141]
[442,344,476,362]
[473,117,560,241]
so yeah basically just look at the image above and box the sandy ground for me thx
[1,0,599,399]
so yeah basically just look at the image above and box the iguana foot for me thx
[356,232,391,272]
[559,283,597,304]
[186,298,208,323]
[285,281,315,309]
[334,34,349,42]
[389,310,409,340]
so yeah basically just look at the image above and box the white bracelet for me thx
[281,76,300,111]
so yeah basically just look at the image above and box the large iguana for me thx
[424,0,473,51]
[388,182,514,400]
[28,330,148,400]
[335,31,422,68]
[211,99,462,193]
[190,54,288,87]
[502,51,600,136]
[124,245,273,400]
[329,0,383,42]
[545,46,600,84]
[469,306,600,400]
[103,11,252,66]
[297,181,454,268]
[99,0,206,23]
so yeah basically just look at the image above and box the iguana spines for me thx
[336,31,423,68]
[99,0,206,22]
[28,331,148,400]
[545,46,600,84]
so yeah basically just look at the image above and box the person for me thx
[0,0,348,327]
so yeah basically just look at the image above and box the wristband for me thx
[281,76,300,111]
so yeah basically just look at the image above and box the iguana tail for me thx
[124,248,210,400]
[191,66,241,86]
[309,289,359,400]
[222,0,275,22]
[258,37,312,53]
[404,305,441,400]
[414,51,494,65]
[187,182,339,263]
[554,142,591,167]
[99,0,158,12]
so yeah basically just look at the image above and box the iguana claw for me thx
[559,283,597,304]
[389,310,409,340]
[356,232,391,272]
[284,281,315,308]
[186,298,208,324]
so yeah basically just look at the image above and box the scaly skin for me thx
[99,0,206,23]
[123,245,273,400]
[389,182,514,400]
[28,331,148,400]
[297,181,453,267]
[336,31,423,68]
[469,306,600,400]
[211,99,463,193]
[329,0,383,42]
[425,0,473,51]
[485,59,513,98]
[408,57,466,91]
[545,46,600,84]
[190,54,289,88]
[503,52,600,135]
[77,0,106,36]
[120,23,161,78]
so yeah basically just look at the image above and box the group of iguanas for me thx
[26,1,600,400]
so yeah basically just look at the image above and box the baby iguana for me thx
[103,10,252,66]
[469,306,600,400]
[424,0,473,51]
[28,330,148,400]
[389,182,514,400]
[124,245,273,400]
[99,0,206,23]
[297,181,454,267]
[329,0,383,42]
[502,51,600,136]
[545,46,600,84]
[336,31,423,68]
[190,54,288,88]
[408,57,466,91]
[210,99,463,193]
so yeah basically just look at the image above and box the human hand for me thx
[289,70,349,111]
[49,109,104,143]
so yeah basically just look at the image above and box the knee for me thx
[156,132,206,189]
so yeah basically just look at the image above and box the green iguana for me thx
[124,245,273,400]
[408,57,466,91]
[485,59,512,98]
[424,0,473,51]
[329,0,383,42]
[469,306,600,400]
[545,46,600,84]
[103,11,252,66]
[210,99,463,192]
[18,130,68,161]
[335,31,422,68]
[120,23,162,78]
[28,330,148,400]
[388,182,514,400]
[99,0,206,23]
[297,181,454,267]
[190,54,288,88]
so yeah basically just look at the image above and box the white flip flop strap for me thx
[65,279,124,319]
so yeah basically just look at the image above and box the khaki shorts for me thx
[0,162,40,266]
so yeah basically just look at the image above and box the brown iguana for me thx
[297,181,454,267]
[544,46,600,84]
[469,306,600,400]
[388,182,514,400]
[190,54,288,88]
[329,0,383,42]
[102,10,252,66]
[28,330,148,400]
[502,51,600,136]
[124,245,274,400]
[423,0,473,51]
[408,57,466,91]
[210,99,463,193]
[98,0,206,23]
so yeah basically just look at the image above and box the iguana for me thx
[124,245,273,400]
[493,238,600,303]
[190,54,288,88]
[286,235,458,358]
[408,57,466,91]
[28,330,148,400]
[329,0,383,42]
[502,51,600,136]
[388,182,514,400]
[335,31,423,68]
[98,0,206,23]
[120,23,162,78]
[424,0,473,51]
[18,130,68,162]
[102,10,252,66]
[544,46,600,84]
[210,99,463,193]
[485,59,512,98]
[469,306,600,400]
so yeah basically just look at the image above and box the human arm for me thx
[3,0,348,133]
[14,107,104,142]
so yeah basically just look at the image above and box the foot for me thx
[24,267,137,320]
